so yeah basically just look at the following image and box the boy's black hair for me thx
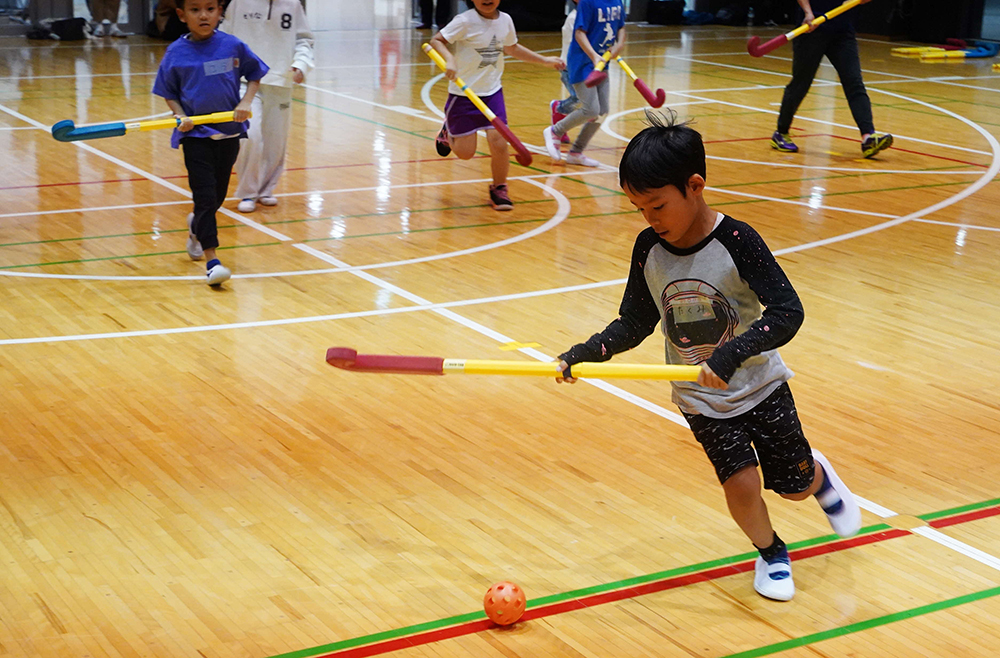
[618,109,706,197]
[176,0,224,9]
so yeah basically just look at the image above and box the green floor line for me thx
[919,496,1000,522]
[292,96,556,176]
[268,494,1000,658]
[721,586,1000,658]
[0,227,186,248]
[714,165,968,191]
[0,240,279,270]
[270,523,895,658]
[0,194,621,253]
[562,176,624,196]
[712,177,983,208]
[299,217,550,243]
[5,172,965,268]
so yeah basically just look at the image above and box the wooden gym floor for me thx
[0,14,999,658]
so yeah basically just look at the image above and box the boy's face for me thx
[177,0,222,39]
[471,0,501,18]
[624,176,706,248]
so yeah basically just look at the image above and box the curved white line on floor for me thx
[421,72,447,119]
[290,177,570,275]
[769,86,1000,255]
[0,178,571,281]
[600,89,1000,256]
[602,107,983,175]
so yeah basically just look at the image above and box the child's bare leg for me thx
[451,133,478,160]
[722,465,775,548]
[204,247,217,262]
[486,129,509,186]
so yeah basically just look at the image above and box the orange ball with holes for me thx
[483,581,526,626]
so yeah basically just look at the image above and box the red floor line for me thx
[703,133,829,145]
[0,176,147,191]
[929,506,1000,528]
[316,529,909,658]
[825,133,989,168]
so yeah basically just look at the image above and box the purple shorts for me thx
[444,89,507,138]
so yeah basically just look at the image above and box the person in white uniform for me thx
[222,0,314,213]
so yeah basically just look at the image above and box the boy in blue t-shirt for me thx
[543,0,625,167]
[152,0,268,286]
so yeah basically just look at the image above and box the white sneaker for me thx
[753,557,794,601]
[812,449,862,538]
[564,152,602,167]
[543,126,561,162]
[108,23,126,37]
[92,22,105,36]
[207,263,231,286]
[186,213,203,261]
[237,198,256,213]
[258,196,278,207]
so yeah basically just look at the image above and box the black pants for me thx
[181,136,241,252]
[420,0,452,28]
[776,29,874,137]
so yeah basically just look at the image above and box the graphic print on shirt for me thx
[661,279,739,365]
[475,35,502,68]
[598,5,621,48]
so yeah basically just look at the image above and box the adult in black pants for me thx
[771,0,893,158]
[417,0,452,30]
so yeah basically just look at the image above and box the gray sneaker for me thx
[186,213,203,261]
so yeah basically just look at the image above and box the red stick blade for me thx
[747,34,787,57]
[326,348,445,375]
[491,118,533,166]
[326,347,358,368]
[584,70,608,88]
[634,79,666,108]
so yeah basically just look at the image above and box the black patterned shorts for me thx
[682,383,815,494]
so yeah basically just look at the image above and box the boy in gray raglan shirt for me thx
[556,111,862,602]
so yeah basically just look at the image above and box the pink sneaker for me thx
[550,100,569,144]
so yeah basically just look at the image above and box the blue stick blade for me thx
[50,119,77,141]
[51,121,127,142]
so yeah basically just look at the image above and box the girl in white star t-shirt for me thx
[429,0,564,211]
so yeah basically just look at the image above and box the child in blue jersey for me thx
[152,0,268,286]
[555,111,862,602]
[543,0,625,167]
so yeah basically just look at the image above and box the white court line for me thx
[300,83,430,118]
[0,102,293,243]
[855,496,1000,573]
[0,170,599,280]
[668,48,1000,100]
[914,218,1000,232]
[0,200,189,220]
[670,88,994,157]
[0,277,628,346]
[293,181,689,429]
[0,168,614,222]
[603,106,982,176]
[9,28,1000,577]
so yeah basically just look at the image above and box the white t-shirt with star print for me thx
[440,9,517,97]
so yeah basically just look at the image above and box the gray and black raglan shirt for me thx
[560,213,804,419]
